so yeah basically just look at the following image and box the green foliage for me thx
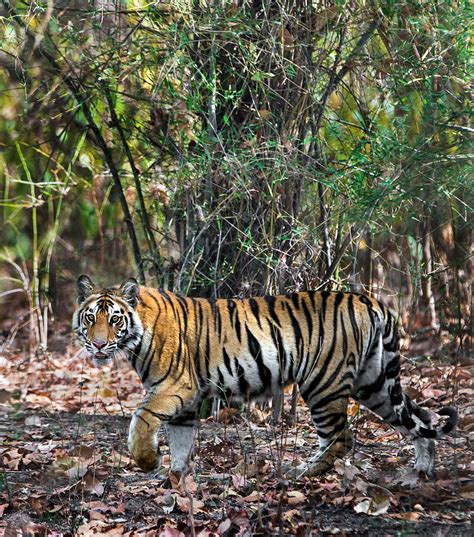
[0,0,471,313]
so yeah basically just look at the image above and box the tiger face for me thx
[72,275,143,367]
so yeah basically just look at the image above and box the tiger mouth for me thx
[92,352,112,365]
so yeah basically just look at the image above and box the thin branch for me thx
[104,87,160,265]
[317,227,356,289]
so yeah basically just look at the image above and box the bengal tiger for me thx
[72,275,457,478]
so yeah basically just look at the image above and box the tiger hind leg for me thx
[287,388,353,478]
[364,386,437,474]
[354,324,441,475]
[356,328,441,475]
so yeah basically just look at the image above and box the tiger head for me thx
[72,275,144,366]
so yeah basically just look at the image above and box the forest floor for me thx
[0,327,472,536]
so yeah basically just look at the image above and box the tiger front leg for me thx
[128,412,161,472]
[128,390,190,473]
[166,411,197,476]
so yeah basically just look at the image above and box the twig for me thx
[0,456,13,508]
[182,475,196,537]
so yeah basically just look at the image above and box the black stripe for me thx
[347,294,362,358]
[223,348,233,376]
[308,290,316,310]
[359,294,376,327]
[217,367,225,388]
[320,291,330,320]
[418,427,437,439]
[130,336,143,369]
[194,303,204,382]
[234,358,249,395]
[301,297,313,345]
[308,384,352,412]
[316,420,347,438]
[290,293,300,311]
[314,412,345,428]
[140,407,172,421]
[264,295,281,328]
[287,303,303,360]
[310,356,350,399]
[400,406,416,429]
[215,302,223,341]
[205,323,211,380]
[246,325,272,387]
[268,320,287,383]
[384,308,392,338]
[389,381,403,406]
[385,356,400,379]
[169,410,196,424]
[302,293,343,398]
[234,309,241,343]
[356,366,386,401]
[248,298,262,329]
[149,347,173,387]
[140,337,156,382]
[176,296,189,335]
[341,309,348,358]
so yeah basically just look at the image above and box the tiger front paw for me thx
[128,415,161,472]
[129,442,161,472]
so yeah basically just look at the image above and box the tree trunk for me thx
[421,216,439,330]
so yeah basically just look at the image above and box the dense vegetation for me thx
[0,0,471,350]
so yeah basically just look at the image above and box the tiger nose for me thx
[93,341,107,350]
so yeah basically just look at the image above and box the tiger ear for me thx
[119,277,140,308]
[77,275,96,304]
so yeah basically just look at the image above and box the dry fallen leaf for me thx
[218,407,238,423]
[71,445,95,460]
[159,527,186,537]
[97,386,115,398]
[154,493,176,514]
[0,389,13,403]
[0,503,9,517]
[65,461,90,480]
[287,490,306,506]
[176,495,205,514]
[354,490,391,516]
[217,518,232,534]
[25,415,42,427]
[108,450,133,468]
[391,512,421,521]
[242,490,260,502]
[82,474,105,496]
[232,473,248,489]
[347,402,360,416]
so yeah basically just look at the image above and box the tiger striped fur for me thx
[72,275,457,478]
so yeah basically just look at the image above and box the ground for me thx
[0,329,472,536]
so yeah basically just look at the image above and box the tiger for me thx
[72,275,458,478]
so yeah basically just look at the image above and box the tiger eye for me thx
[110,315,120,324]
[86,314,95,324]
